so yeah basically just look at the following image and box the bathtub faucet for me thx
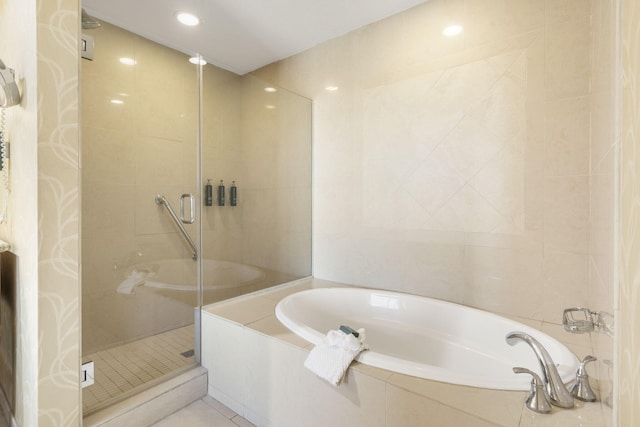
[506,331,574,409]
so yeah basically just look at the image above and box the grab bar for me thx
[155,194,198,261]
[180,194,195,224]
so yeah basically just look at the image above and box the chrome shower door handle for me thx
[180,193,195,224]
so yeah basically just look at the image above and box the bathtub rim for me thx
[275,286,580,391]
[122,258,267,292]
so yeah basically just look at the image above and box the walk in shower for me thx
[80,16,311,415]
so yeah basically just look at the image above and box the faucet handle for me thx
[569,355,598,402]
[513,367,552,414]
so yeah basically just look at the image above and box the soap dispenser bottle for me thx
[218,180,225,206]
[230,181,237,206]
[205,179,213,206]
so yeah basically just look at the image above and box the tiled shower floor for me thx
[82,325,196,414]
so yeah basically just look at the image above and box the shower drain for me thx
[180,349,195,358]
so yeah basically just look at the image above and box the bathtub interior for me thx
[275,287,580,391]
[122,259,267,291]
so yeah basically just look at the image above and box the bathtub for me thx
[275,287,579,390]
[118,259,266,294]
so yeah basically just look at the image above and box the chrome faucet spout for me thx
[506,331,574,409]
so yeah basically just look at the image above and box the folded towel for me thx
[116,270,148,294]
[304,328,368,385]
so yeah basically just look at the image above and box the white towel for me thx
[304,328,368,385]
[116,270,148,294]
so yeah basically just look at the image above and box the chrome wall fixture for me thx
[155,194,198,260]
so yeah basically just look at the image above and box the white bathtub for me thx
[118,259,266,294]
[275,287,579,391]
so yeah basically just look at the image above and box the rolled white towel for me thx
[304,328,368,385]
[116,270,148,294]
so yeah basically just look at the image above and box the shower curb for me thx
[82,366,207,427]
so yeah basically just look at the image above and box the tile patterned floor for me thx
[82,325,196,414]
[151,396,255,427]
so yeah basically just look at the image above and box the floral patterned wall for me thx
[37,0,81,426]
[620,0,640,424]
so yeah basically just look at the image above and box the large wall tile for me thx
[544,0,591,100]
[544,96,590,177]
[543,176,589,254]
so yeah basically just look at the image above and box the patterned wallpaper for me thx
[36,0,81,426]
[620,0,640,423]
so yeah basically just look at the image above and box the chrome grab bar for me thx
[180,193,195,224]
[155,194,198,261]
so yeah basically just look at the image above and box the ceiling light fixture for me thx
[325,86,339,91]
[110,99,124,105]
[176,12,200,27]
[442,25,464,37]
[189,56,207,65]
[264,87,277,93]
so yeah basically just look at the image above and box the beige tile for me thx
[201,395,237,419]
[590,92,617,174]
[83,326,196,414]
[152,400,237,427]
[540,322,593,359]
[543,176,590,254]
[464,0,544,48]
[544,0,591,100]
[541,251,590,323]
[82,126,135,187]
[463,246,544,320]
[519,398,604,427]
[469,143,526,234]
[247,315,310,348]
[544,96,591,176]
[388,373,522,427]
[399,0,466,68]
[82,182,136,239]
[386,384,502,427]
[204,296,277,325]
[230,415,256,427]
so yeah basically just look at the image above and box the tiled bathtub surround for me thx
[202,279,604,427]
[252,1,617,422]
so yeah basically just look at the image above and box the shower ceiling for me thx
[81,0,428,75]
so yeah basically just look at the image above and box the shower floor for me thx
[82,324,196,415]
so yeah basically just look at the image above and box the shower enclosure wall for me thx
[81,19,311,415]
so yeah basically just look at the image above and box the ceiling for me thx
[82,0,428,75]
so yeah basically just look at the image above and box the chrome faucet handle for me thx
[569,355,598,402]
[506,331,575,408]
[513,367,552,414]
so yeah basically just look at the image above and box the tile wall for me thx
[82,21,312,352]
[81,21,199,353]
[252,0,616,421]
[238,76,312,277]
[589,0,618,423]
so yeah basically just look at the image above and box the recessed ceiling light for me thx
[119,57,136,66]
[176,12,200,26]
[264,87,277,93]
[189,57,207,65]
[442,25,464,37]
[325,86,339,91]
[265,105,276,109]
[110,99,124,105]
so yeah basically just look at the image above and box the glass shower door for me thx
[81,20,200,415]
